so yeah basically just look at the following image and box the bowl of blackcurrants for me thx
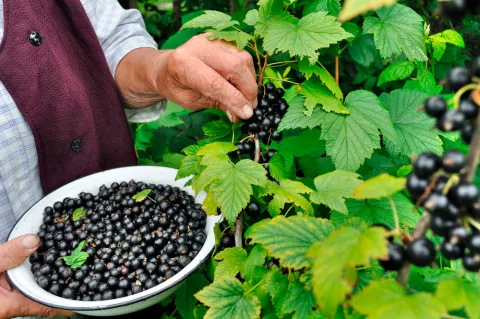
[6,166,221,316]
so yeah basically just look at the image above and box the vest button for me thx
[71,139,82,152]
[29,31,43,46]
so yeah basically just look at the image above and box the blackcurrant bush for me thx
[424,96,447,118]
[437,110,465,132]
[442,149,465,173]
[447,67,471,92]
[379,243,406,271]
[406,238,436,267]
[413,152,441,178]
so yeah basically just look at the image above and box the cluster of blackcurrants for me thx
[441,0,480,20]
[388,150,480,272]
[218,202,260,250]
[236,82,288,164]
[30,181,208,301]
[424,61,480,144]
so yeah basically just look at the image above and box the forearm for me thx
[115,47,171,108]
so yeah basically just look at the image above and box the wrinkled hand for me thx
[155,33,258,122]
[0,235,73,319]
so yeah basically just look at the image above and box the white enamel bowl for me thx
[6,166,221,316]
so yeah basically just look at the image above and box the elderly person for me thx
[0,0,256,318]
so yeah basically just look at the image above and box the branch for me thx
[335,56,340,85]
[172,0,182,30]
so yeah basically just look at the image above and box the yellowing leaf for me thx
[351,279,446,319]
[307,227,389,316]
[311,170,362,214]
[339,0,397,22]
[248,215,334,269]
[436,279,480,319]
[353,174,406,199]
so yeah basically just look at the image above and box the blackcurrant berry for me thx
[246,202,260,215]
[265,149,277,161]
[424,96,447,118]
[247,122,260,133]
[406,174,429,196]
[440,240,465,260]
[265,83,275,93]
[463,254,480,272]
[221,234,235,248]
[458,100,479,119]
[447,67,471,92]
[275,88,285,98]
[467,233,480,254]
[437,110,465,132]
[461,122,474,144]
[430,215,456,237]
[413,152,441,178]
[271,131,282,141]
[442,149,465,173]
[449,183,479,207]
[379,243,406,271]
[406,238,436,267]
[424,193,449,216]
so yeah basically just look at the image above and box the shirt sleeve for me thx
[82,0,165,123]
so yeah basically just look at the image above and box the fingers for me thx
[0,235,39,273]
[172,53,253,121]
[19,295,74,318]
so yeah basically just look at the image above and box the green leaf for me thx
[255,0,289,37]
[210,160,267,221]
[197,142,237,157]
[194,160,232,194]
[277,129,325,158]
[63,240,89,269]
[404,71,443,95]
[353,174,406,199]
[244,9,259,26]
[429,30,465,61]
[308,227,389,316]
[242,245,267,281]
[132,189,152,202]
[304,0,341,17]
[351,279,446,319]
[72,208,86,221]
[195,277,261,319]
[207,30,253,50]
[184,145,200,156]
[436,278,480,319]
[175,274,210,319]
[177,156,201,180]
[265,267,290,317]
[298,78,349,115]
[277,96,326,132]
[363,3,427,61]
[263,180,313,216]
[348,34,378,67]
[380,89,443,157]
[263,11,353,62]
[378,61,416,86]
[156,102,189,128]
[330,194,420,229]
[339,0,396,22]
[248,215,334,269]
[320,90,397,171]
[214,248,248,279]
[311,170,362,214]
[268,154,291,181]
[298,60,343,99]
[181,10,239,31]
[203,120,232,140]
[283,278,316,319]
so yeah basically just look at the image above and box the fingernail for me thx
[226,110,233,122]
[253,98,258,109]
[22,234,39,249]
[242,105,253,119]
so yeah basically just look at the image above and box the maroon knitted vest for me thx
[0,0,137,194]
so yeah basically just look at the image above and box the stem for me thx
[388,196,400,233]
[335,56,340,85]
[253,41,263,86]
[253,137,261,163]
[461,110,480,182]
[453,84,477,107]
[228,0,237,14]
[267,60,296,67]
[245,278,265,295]
[172,0,182,30]
[262,77,299,85]
[258,53,269,86]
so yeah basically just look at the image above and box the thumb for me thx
[0,234,40,273]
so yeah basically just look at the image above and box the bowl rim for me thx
[5,165,220,311]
